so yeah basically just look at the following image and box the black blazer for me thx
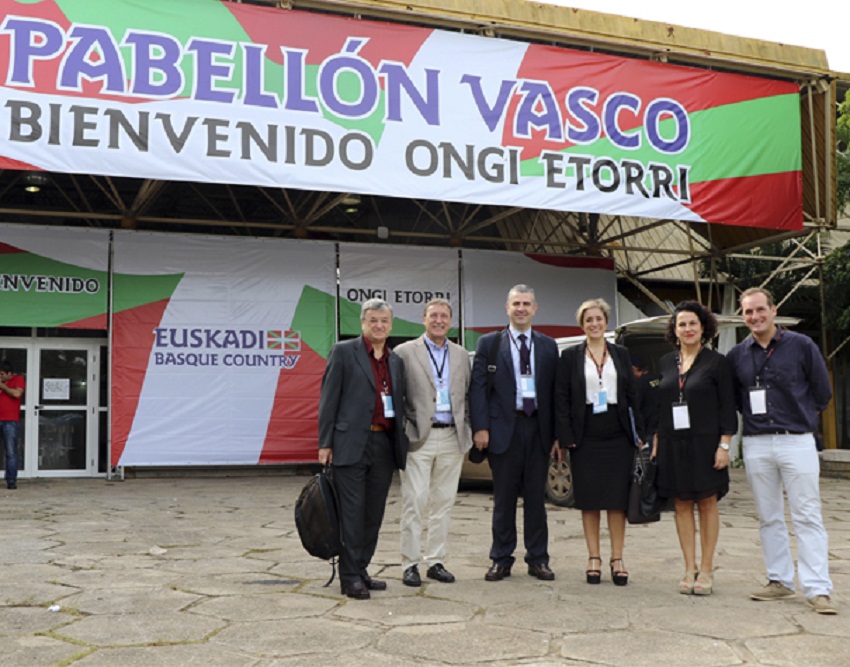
[469,329,558,456]
[554,341,638,448]
[318,336,409,470]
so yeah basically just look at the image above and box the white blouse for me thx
[584,353,618,405]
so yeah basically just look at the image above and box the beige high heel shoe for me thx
[694,571,714,595]
[679,570,697,595]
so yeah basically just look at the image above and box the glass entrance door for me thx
[34,348,91,473]
[1,339,105,478]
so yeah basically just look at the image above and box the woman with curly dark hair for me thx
[652,301,737,596]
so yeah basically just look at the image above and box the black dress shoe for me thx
[527,563,555,581]
[363,575,387,591]
[427,563,455,583]
[340,580,370,600]
[485,563,511,581]
[403,565,422,587]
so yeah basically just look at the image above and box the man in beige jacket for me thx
[395,299,472,586]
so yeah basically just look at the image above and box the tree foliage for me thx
[839,90,850,216]
[824,242,850,335]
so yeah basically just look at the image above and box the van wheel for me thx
[545,453,575,507]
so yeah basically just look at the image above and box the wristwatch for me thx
[718,442,730,451]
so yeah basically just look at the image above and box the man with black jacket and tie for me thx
[469,285,561,582]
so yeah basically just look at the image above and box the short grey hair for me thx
[507,284,536,302]
[360,298,393,320]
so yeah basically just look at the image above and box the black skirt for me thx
[571,405,633,511]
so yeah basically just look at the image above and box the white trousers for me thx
[743,433,832,599]
[399,426,464,571]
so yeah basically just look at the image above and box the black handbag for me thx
[626,407,660,524]
[627,444,661,524]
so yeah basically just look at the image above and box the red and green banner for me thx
[0,0,801,230]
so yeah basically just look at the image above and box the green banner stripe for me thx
[290,285,337,360]
[686,94,801,181]
[338,300,459,341]
[112,273,184,313]
[520,94,801,184]
[0,253,108,326]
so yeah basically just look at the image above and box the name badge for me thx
[593,388,608,414]
[381,392,395,418]
[520,374,536,399]
[436,386,451,413]
[672,402,690,430]
[749,387,767,415]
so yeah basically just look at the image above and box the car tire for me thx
[545,452,575,507]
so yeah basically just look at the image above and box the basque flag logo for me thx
[267,329,300,351]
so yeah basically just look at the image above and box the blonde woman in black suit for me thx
[555,299,638,586]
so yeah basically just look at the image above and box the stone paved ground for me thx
[1,468,848,666]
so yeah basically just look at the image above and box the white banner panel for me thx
[111,231,336,466]
[461,251,617,347]
[338,244,458,337]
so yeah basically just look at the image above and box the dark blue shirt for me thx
[726,327,831,435]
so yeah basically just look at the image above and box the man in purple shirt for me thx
[726,287,836,615]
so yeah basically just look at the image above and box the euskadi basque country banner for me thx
[111,231,336,467]
[0,0,801,230]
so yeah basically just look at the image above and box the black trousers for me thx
[487,414,549,567]
[333,430,396,585]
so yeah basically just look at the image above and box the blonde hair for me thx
[576,298,611,326]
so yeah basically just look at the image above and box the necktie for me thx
[518,334,535,416]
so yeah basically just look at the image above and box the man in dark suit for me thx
[318,298,409,600]
[469,285,561,582]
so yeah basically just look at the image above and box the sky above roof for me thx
[540,1,849,74]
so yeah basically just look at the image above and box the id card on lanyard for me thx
[587,344,608,414]
[749,328,782,416]
[672,352,697,430]
[381,390,395,418]
[426,342,452,413]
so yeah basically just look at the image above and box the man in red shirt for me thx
[0,360,25,490]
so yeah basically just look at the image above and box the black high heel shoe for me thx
[610,558,629,586]
[586,556,602,584]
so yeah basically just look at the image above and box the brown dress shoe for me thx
[341,580,370,600]
[485,563,512,581]
[527,563,555,580]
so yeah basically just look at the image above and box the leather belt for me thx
[516,410,537,417]
[431,423,456,429]
[370,424,387,432]
[764,429,806,435]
